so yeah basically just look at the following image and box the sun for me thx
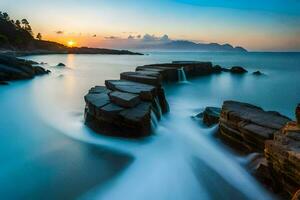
[67,40,75,47]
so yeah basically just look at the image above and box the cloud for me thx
[104,36,120,40]
[142,34,171,42]
[55,30,64,34]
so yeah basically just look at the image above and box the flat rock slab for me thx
[105,80,156,101]
[219,101,291,152]
[109,91,140,108]
[120,71,162,86]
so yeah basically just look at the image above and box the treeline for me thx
[0,11,43,49]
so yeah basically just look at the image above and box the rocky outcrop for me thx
[84,61,222,137]
[253,71,263,76]
[219,101,291,152]
[218,101,300,198]
[265,121,300,196]
[229,66,248,74]
[0,54,50,83]
[57,63,66,67]
[196,107,221,127]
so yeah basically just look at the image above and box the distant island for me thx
[0,12,142,56]
[134,39,247,52]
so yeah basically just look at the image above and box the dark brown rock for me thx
[265,121,300,197]
[219,101,291,152]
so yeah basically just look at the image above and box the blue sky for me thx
[1,0,299,51]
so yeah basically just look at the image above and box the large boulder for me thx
[265,121,300,196]
[84,86,154,137]
[219,101,291,152]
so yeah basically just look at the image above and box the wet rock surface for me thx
[85,61,223,137]
[253,71,263,75]
[265,121,300,196]
[0,54,50,83]
[218,100,300,198]
[196,107,221,127]
[219,101,291,152]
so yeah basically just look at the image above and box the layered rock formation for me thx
[196,107,221,127]
[219,101,291,152]
[84,61,221,137]
[265,121,300,196]
[219,101,300,197]
[0,54,50,84]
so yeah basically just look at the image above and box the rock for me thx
[212,65,222,73]
[108,91,140,108]
[265,121,300,196]
[230,66,248,74]
[0,54,49,81]
[120,71,162,86]
[253,71,263,75]
[84,87,152,137]
[57,63,66,67]
[219,101,291,152]
[197,107,221,126]
[292,190,300,200]
[105,80,156,101]
[34,66,51,75]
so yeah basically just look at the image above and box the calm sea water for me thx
[0,52,299,199]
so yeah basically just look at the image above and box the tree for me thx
[15,20,21,29]
[2,12,9,21]
[36,33,42,40]
[21,19,33,35]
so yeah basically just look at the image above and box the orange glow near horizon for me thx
[67,40,76,47]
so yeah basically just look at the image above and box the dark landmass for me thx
[0,12,142,56]
[136,40,248,52]
[0,54,50,84]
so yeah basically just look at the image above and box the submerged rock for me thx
[219,101,291,152]
[57,63,66,67]
[230,66,248,74]
[197,107,221,126]
[253,71,263,75]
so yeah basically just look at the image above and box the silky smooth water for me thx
[0,52,299,199]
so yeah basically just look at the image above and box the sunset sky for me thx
[1,0,300,51]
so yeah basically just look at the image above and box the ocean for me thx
[0,52,299,199]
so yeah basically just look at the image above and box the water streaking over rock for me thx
[0,52,299,199]
[177,67,187,82]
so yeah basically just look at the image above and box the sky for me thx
[1,0,300,51]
